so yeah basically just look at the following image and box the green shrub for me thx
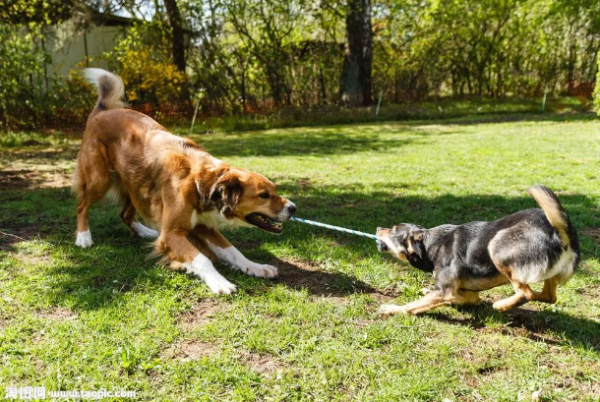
[0,24,45,129]
[104,24,186,105]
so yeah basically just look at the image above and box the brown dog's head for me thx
[209,168,296,234]
[376,224,425,262]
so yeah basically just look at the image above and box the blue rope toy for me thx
[291,216,379,241]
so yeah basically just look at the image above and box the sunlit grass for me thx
[1,113,599,401]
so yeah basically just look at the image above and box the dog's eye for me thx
[259,192,270,199]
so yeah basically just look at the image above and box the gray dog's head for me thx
[376,224,425,262]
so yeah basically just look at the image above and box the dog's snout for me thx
[286,201,297,216]
[377,239,389,252]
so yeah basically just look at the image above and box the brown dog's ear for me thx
[210,174,244,215]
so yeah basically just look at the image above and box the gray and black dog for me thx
[376,186,579,316]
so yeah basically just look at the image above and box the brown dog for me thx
[73,69,296,294]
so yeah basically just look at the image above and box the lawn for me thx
[1,113,600,401]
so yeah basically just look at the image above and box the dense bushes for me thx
[0,21,185,131]
[0,23,94,131]
[1,0,599,131]
[0,24,44,129]
[105,26,187,105]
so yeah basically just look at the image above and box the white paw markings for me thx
[204,275,237,295]
[131,222,159,239]
[184,254,238,295]
[75,230,93,248]
[245,263,278,278]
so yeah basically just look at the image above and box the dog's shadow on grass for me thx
[39,230,383,311]
[263,257,385,298]
[428,304,600,353]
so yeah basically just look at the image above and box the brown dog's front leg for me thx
[156,223,237,295]
[195,226,278,278]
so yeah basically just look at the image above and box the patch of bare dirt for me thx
[238,350,285,376]
[369,292,396,304]
[161,339,219,361]
[12,250,52,266]
[33,359,46,372]
[559,374,600,397]
[296,178,312,188]
[581,227,600,245]
[37,307,78,321]
[0,222,43,248]
[575,285,600,299]
[350,318,376,328]
[530,352,600,399]
[457,346,508,390]
[477,324,531,339]
[0,169,71,190]
[313,295,350,305]
[177,299,228,329]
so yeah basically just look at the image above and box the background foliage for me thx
[1,0,600,130]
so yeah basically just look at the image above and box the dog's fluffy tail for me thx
[528,185,571,247]
[84,68,126,111]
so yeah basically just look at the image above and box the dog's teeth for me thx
[251,214,282,229]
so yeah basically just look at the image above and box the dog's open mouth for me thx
[245,213,284,234]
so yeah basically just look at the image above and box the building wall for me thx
[44,21,126,78]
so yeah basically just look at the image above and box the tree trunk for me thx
[319,66,327,104]
[265,67,286,105]
[163,0,189,100]
[340,0,373,106]
[567,41,577,95]
[164,0,186,72]
[241,67,246,111]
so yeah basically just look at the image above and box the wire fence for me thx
[26,102,203,135]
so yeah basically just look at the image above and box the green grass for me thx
[1,113,600,401]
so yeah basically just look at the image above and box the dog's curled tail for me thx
[528,185,571,247]
[84,68,126,111]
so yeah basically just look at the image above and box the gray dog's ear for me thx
[407,231,425,259]
[411,232,424,242]
[210,174,243,214]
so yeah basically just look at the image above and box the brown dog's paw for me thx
[378,304,409,316]
[243,263,278,278]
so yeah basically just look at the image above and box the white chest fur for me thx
[191,209,248,230]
